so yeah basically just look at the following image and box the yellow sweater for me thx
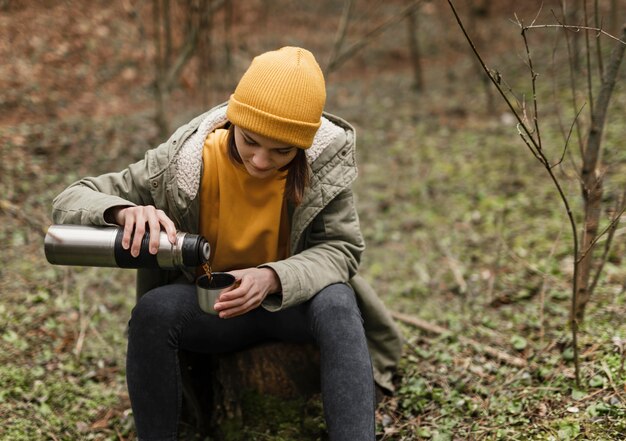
[198,129,289,271]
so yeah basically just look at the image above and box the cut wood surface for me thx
[179,342,321,436]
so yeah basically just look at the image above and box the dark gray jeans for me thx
[126,282,375,441]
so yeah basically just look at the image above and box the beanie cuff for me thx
[227,95,321,149]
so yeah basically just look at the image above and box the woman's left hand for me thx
[213,268,281,319]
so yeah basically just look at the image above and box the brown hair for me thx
[226,125,310,206]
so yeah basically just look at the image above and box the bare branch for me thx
[577,204,626,264]
[594,0,605,78]
[523,24,626,45]
[406,5,424,91]
[517,125,544,164]
[164,0,172,66]
[550,104,586,169]
[326,0,422,75]
[447,1,540,156]
[584,24,626,174]
[583,0,595,118]
[165,0,225,90]
[520,24,543,150]
[325,0,354,77]
[165,24,200,90]
[390,311,527,368]
[588,191,626,295]
[556,5,585,159]
[529,2,544,27]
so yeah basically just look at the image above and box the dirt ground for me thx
[2,1,626,440]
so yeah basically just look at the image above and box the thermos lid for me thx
[181,235,211,267]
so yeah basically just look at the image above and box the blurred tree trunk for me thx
[610,0,618,35]
[197,0,214,108]
[223,0,233,72]
[406,6,424,91]
[261,0,270,32]
[574,24,626,321]
[468,0,494,113]
[593,0,604,78]
[325,0,420,76]
[470,0,490,17]
[164,0,172,65]
[325,0,353,78]
[153,0,169,139]
[564,0,581,70]
[152,0,224,139]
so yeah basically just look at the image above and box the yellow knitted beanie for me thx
[227,47,326,149]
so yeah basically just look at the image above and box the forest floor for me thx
[1,1,626,440]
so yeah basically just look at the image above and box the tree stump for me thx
[179,342,321,438]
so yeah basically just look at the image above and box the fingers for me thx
[146,209,162,254]
[157,209,178,244]
[118,208,134,251]
[114,206,177,257]
[214,271,268,318]
[130,209,147,257]
[215,289,261,319]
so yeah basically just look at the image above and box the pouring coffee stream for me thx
[201,261,213,285]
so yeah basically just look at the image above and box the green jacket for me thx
[52,103,403,392]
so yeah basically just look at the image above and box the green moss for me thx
[217,392,326,441]
[0,363,122,440]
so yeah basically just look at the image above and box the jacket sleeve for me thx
[51,148,163,226]
[260,188,365,311]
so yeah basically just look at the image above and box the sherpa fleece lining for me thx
[173,106,345,200]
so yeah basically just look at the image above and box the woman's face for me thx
[233,126,298,179]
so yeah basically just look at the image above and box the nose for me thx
[251,150,272,170]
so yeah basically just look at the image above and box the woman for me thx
[52,47,403,441]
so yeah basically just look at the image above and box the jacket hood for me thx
[172,103,355,203]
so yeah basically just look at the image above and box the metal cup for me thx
[196,272,236,314]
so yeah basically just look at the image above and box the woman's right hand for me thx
[108,206,177,257]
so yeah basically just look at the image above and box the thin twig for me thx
[448,2,540,158]
[577,205,626,263]
[550,104,586,169]
[406,5,424,91]
[516,125,545,164]
[325,0,354,76]
[74,304,98,359]
[523,24,626,45]
[442,247,467,295]
[588,190,626,295]
[164,0,225,90]
[601,360,626,404]
[0,199,48,236]
[326,0,422,74]
[556,6,585,159]
[594,0,605,78]
[391,311,527,368]
[518,9,544,150]
[583,0,595,117]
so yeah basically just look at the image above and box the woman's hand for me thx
[106,206,177,257]
[214,268,281,319]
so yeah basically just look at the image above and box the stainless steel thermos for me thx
[44,225,211,270]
